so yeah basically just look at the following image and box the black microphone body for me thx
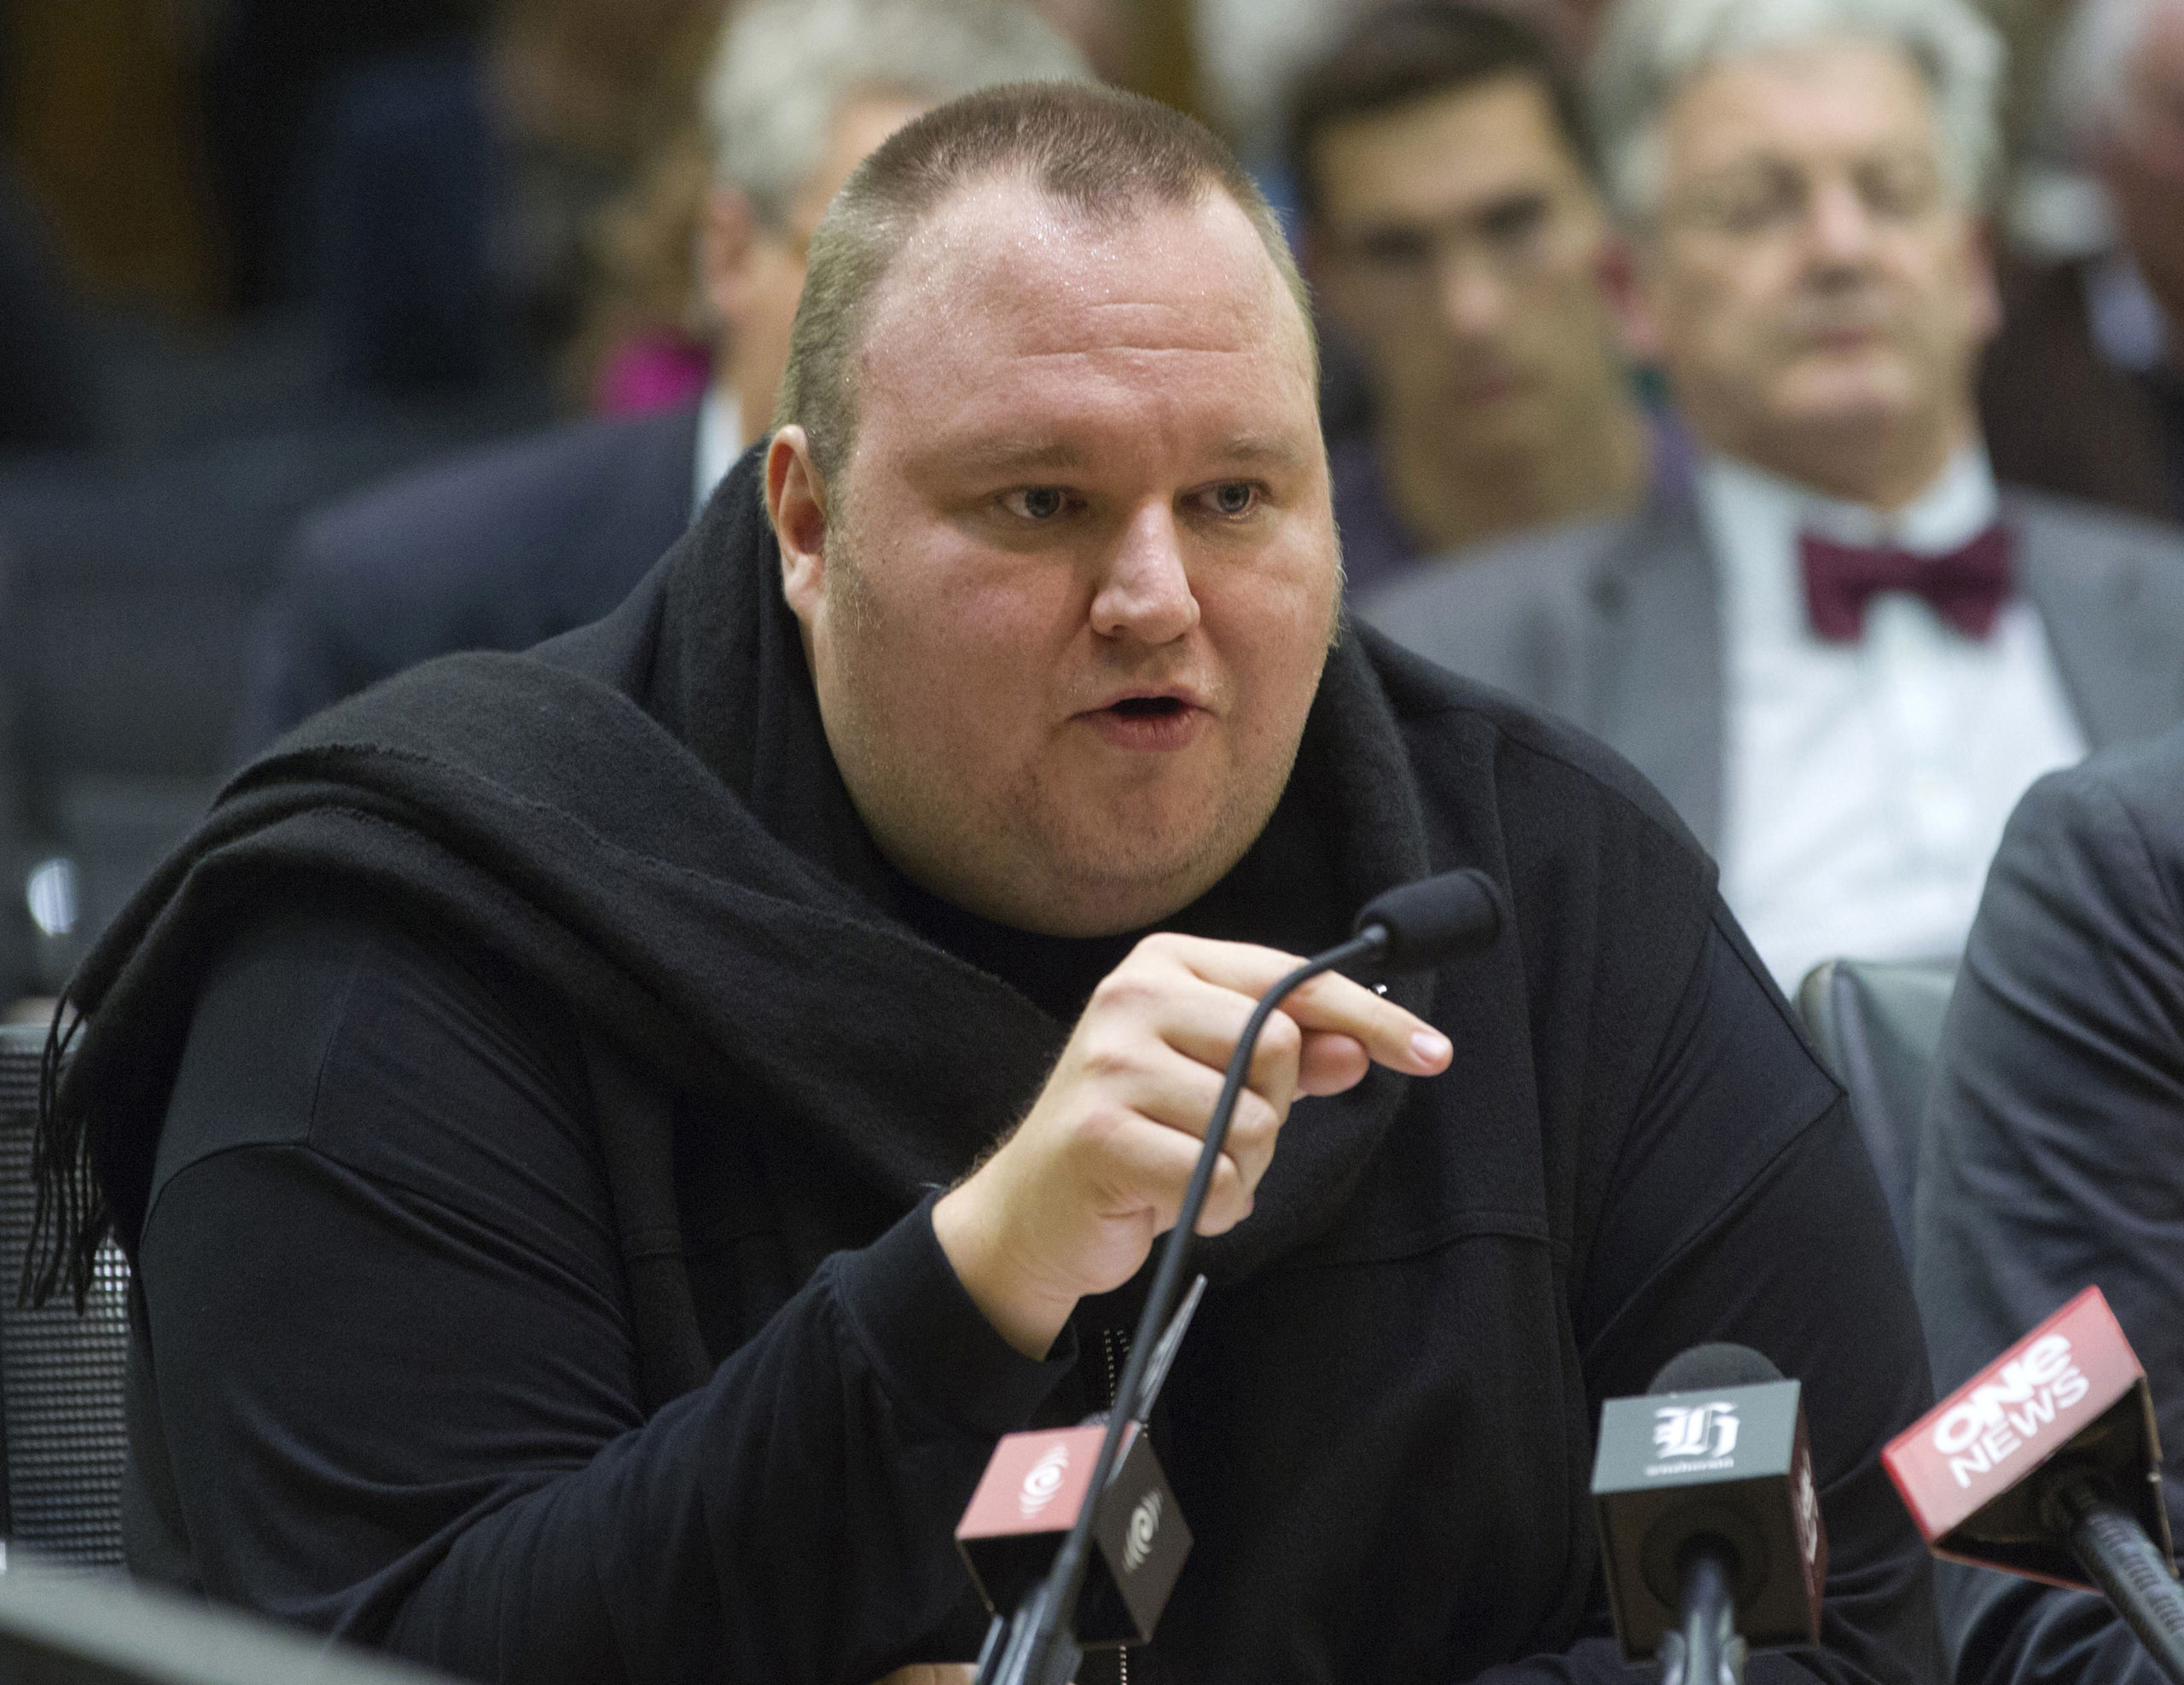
[1593,1344,1828,1685]
[991,869,1506,1685]
[1657,1347,1776,1685]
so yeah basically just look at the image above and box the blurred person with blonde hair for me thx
[235,0,1089,754]
[1368,0,2184,993]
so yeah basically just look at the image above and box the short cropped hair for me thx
[1589,0,2007,218]
[702,0,1093,228]
[775,81,1316,483]
[1285,3,1595,224]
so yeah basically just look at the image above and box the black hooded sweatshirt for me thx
[41,450,1943,1684]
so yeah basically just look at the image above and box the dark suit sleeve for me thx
[138,906,1071,1684]
[231,532,357,758]
[1914,743,2184,1685]
[1469,911,1944,1683]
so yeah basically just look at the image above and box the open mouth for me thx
[1109,695,1187,718]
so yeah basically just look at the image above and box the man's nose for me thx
[1090,503,1200,644]
[1436,246,1509,338]
[1803,175,1879,270]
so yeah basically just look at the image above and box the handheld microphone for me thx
[976,869,1506,1685]
[1592,1345,1827,1685]
[1883,1286,2184,1683]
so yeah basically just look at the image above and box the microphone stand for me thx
[993,925,1397,1685]
[2047,1475,2184,1685]
[1658,1543,1746,1685]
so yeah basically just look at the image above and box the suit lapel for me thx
[1582,497,1727,851]
[2011,491,2184,749]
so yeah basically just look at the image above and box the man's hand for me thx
[932,934,1453,1357]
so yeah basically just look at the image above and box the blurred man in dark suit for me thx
[1287,3,1676,599]
[1980,0,2184,525]
[1366,0,2184,993]
[1915,721,2184,1682]
[233,0,1088,755]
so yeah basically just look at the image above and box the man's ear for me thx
[767,426,829,621]
[701,184,760,339]
[1599,230,1666,365]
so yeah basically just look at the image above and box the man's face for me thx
[1630,38,1998,475]
[707,91,930,425]
[1310,76,1622,462]
[771,181,1336,937]
[2098,4,2184,325]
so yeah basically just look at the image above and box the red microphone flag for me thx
[1883,1286,2172,1589]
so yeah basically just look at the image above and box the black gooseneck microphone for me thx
[979,867,1506,1685]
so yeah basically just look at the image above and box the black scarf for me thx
[34,449,1437,1355]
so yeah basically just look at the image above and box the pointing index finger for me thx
[1280,968,1451,1076]
[1163,937,1452,1077]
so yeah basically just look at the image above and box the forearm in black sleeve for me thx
[138,911,1068,1685]
[1914,761,2184,1685]
[376,1197,1065,1684]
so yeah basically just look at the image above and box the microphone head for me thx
[1651,1344,1786,1395]
[1883,1285,2173,1590]
[1593,1345,1827,1661]
[956,1424,1191,1647]
[1350,869,1503,973]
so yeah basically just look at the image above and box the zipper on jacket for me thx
[1101,1326,1133,1685]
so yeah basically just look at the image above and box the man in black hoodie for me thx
[42,82,1942,1685]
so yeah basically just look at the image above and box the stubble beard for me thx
[820,527,1314,937]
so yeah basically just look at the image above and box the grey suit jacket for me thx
[1914,727,2184,1682]
[1359,485,2184,853]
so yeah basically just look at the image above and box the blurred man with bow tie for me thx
[1365,0,2184,992]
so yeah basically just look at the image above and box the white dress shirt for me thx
[694,388,744,517]
[1704,447,2088,992]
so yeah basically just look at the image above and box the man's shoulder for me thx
[1356,501,1698,715]
[2007,722,2184,893]
[2006,484,2184,630]
[1358,502,1693,647]
[297,404,702,589]
[1359,624,1708,868]
[2006,483,2184,566]
[1362,509,1645,623]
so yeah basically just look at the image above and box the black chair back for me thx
[1795,957,1957,1265]
[0,1022,128,1566]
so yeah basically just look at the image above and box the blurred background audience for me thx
[1289,3,1678,597]
[1981,0,2184,522]
[229,0,1090,756]
[1364,0,2184,994]
[0,0,2181,1015]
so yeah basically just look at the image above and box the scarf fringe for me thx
[24,993,98,1311]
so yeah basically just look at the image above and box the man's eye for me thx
[1204,482,1259,518]
[1479,194,1549,247]
[1352,228,1432,269]
[1002,486,1071,520]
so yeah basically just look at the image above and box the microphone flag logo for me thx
[1019,1444,1071,1518]
[1123,1490,1163,1573]
[1653,1401,1740,1461]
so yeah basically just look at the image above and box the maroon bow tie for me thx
[1798,525,2015,642]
